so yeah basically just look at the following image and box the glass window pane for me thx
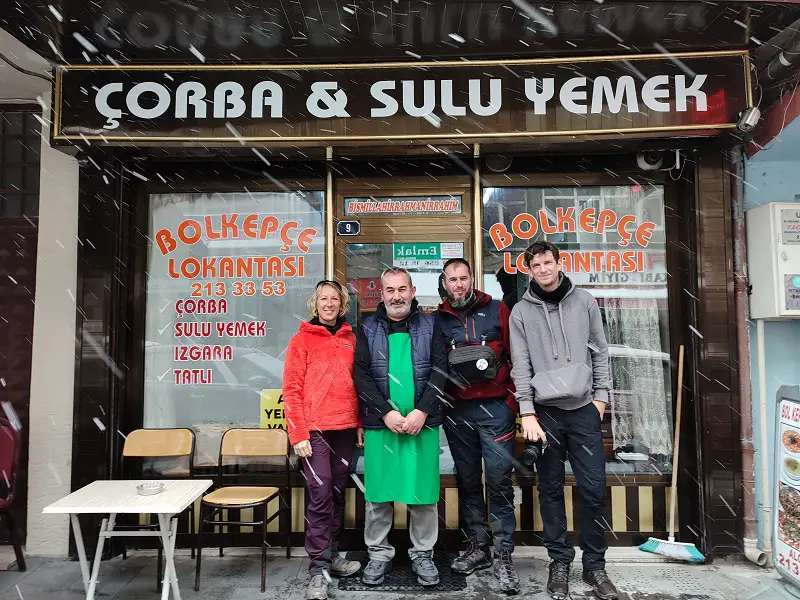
[5,167,23,190]
[144,190,325,465]
[483,184,671,475]
[3,113,22,136]
[3,138,22,163]
[23,194,38,217]
[2,195,22,217]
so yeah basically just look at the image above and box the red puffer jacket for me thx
[282,320,360,445]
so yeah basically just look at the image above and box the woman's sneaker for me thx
[451,539,493,574]
[306,574,328,600]
[330,556,360,577]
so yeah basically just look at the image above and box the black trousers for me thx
[444,397,517,552]
[536,402,608,570]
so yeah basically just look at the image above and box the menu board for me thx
[774,397,800,586]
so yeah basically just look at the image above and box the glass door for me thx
[344,241,466,330]
[333,177,474,329]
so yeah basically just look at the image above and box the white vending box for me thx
[747,202,800,320]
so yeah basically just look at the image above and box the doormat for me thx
[337,551,468,592]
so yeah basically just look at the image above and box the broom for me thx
[639,345,705,563]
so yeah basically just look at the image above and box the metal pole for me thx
[472,143,483,290]
[325,146,335,280]
[730,146,766,565]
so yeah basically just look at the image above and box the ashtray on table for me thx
[137,482,165,496]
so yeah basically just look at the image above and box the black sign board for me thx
[337,221,361,237]
[53,52,750,146]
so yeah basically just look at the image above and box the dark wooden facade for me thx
[68,146,741,558]
[0,108,42,544]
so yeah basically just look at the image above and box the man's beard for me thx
[385,299,412,319]
[448,287,474,309]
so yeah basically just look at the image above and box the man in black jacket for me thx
[354,267,448,587]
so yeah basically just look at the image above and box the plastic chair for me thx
[120,428,195,591]
[0,416,25,571]
[194,428,292,593]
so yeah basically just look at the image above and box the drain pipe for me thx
[731,148,768,566]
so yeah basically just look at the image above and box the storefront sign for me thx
[345,196,461,216]
[774,393,800,589]
[52,52,750,144]
[784,210,800,245]
[260,389,286,430]
[393,242,463,269]
[490,208,658,275]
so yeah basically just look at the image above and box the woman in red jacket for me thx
[283,280,363,600]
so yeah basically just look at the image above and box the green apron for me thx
[363,332,440,505]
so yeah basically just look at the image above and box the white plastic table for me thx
[43,479,213,600]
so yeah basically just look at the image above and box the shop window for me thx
[483,185,672,474]
[144,190,325,466]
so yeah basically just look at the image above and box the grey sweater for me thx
[509,280,611,415]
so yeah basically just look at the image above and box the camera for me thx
[636,151,664,171]
[737,107,761,133]
[517,439,548,473]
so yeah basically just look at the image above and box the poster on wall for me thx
[773,394,800,588]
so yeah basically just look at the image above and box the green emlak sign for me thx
[393,243,441,260]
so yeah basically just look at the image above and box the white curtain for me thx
[605,298,673,456]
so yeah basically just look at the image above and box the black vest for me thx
[360,310,442,429]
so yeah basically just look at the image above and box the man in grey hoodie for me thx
[509,241,617,600]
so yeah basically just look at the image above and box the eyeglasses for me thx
[315,280,343,291]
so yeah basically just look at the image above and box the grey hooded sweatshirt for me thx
[509,278,611,415]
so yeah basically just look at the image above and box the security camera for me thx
[737,107,761,133]
[637,151,664,171]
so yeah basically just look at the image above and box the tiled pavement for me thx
[0,551,786,600]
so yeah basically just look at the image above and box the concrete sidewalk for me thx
[0,550,783,600]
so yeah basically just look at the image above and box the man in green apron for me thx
[354,267,448,587]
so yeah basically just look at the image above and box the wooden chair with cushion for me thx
[194,428,291,593]
[120,428,195,591]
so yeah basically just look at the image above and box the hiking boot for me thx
[451,538,493,574]
[361,559,391,586]
[583,568,618,600]
[493,549,521,595]
[330,556,361,577]
[411,553,440,586]
[306,574,328,600]
[547,561,570,600]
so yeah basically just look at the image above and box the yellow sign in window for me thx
[259,389,286,430]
